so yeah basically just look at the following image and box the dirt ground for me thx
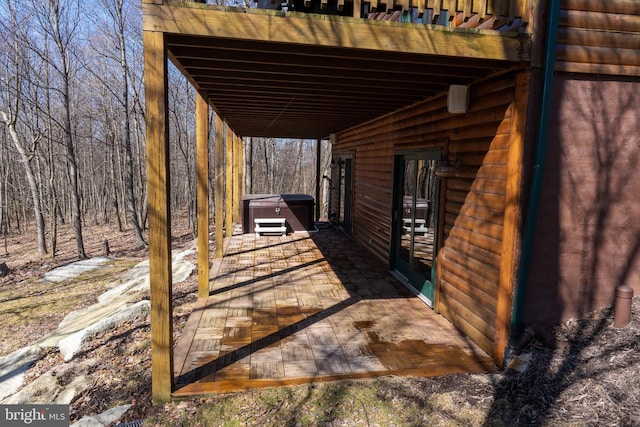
[1,221,638,426]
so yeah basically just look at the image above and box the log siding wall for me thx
[556,0,640,76]
[333,72,521,357]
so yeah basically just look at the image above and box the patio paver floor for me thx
[173,224,494,396]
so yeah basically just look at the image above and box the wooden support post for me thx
[144,30,173,404]
[494,71,529,366]
[233,133,243,224]
[214,115,224,258]
[245,137,253,195]
[196,92,209,298]
[434,138,449,313]
[225,129,234,237]
[315,139,321,222]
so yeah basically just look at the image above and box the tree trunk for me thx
[115,0,145,247]
[246,137,253,194]
[51,0,86,259]
[0,113,48,255]
[109,138,124,232]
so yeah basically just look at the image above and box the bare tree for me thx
[0,2,48,255]
[97,0,146,247]
[30,0,86,258]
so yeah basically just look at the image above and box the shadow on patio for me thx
[173,223,494,396]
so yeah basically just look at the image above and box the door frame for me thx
[390,149,442,307]
[337,155,353,236]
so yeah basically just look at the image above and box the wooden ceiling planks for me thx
[146,3,529,138]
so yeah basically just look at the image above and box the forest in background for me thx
[0,0,331,260]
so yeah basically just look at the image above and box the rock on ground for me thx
[71,404,133,427]
[2,359,98,404]
[0,248,195,404]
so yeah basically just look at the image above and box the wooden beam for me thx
[214,115,224,258]
[233,132,242,224]
[196,91,210,298]
[315,139,321,222]
[144,30,174,404]
[143,4,530,62]
[225,128,234,237]
[494,71,528,366]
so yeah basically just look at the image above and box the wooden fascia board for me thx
[143,4,531,62]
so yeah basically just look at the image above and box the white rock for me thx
[43,257,112,283]
[2,359,97,404]
[0,346,43,401]
[1,247,195,403]
[58,300,151,362]
[71,404,133,427]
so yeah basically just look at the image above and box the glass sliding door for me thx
[391,150,440,306]
[337,157,353,236]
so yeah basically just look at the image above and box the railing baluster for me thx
[479,0,488,19]
[430,0,441,24]
[463,0,471,21]
[448,0,457,21]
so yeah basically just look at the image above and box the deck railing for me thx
[180,0,531,31]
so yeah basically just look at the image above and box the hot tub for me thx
[242,194,315,234]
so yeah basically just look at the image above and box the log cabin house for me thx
[143,0,640,402]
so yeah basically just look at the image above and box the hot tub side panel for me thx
[243,194,314,233]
